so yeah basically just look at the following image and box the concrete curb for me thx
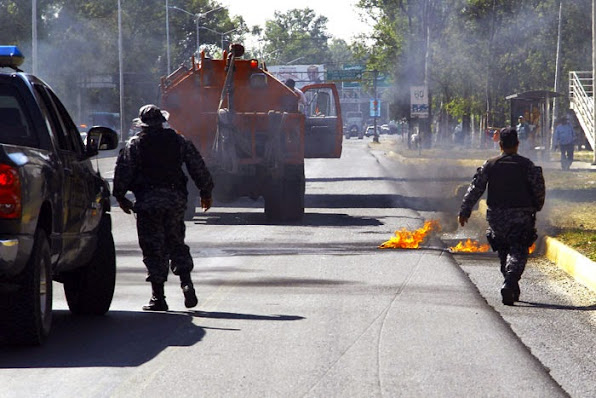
[479,200,596,293]
[543,236,596,293]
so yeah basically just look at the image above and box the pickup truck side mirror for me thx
[85,126,119,157]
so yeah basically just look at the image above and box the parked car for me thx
[0,46,119,345]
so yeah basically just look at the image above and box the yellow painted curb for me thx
[544,236,596,293]
[478,200,596,292]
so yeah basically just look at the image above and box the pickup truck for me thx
[0,46,119,345]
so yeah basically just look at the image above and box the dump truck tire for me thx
[281,164,305,221]
[264,165,304,222]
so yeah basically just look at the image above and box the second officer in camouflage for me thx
[458,127,545,305]
[113,104,214,311]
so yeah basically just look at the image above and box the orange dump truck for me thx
[160,44,343,221]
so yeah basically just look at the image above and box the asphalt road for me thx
[3,137,592,397]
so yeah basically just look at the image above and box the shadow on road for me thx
[305,193,458,211]
[516,301,596,311]
[190,310,304,321]
[192,210,383,227]
[0,310,204,368]
[0,308,307,368]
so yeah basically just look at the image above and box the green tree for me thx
[261,8,331,65]
[356,0,591,145]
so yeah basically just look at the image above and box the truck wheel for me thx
[64,214,115,315]
[281,165,305,221]
[264,165,305,222]
[264,181,283,221]
[0,229,52,345]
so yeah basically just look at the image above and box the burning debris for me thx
[449,239,490,253]
[379,220,537,254]
[378,220,440,249]
[449,241,536,254]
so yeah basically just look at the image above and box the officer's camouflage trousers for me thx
[136,206,193,284]
[486,208,537,281]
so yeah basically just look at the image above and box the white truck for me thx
[344,111,364,139]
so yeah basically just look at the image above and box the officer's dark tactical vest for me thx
[136,127,185,189]
[486,154,533,209]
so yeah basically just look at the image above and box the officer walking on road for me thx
[458,127,545,305]
[113,104,214,311]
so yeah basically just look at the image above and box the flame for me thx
[379,220,440,249]
[449,239,490,253]
[449,241,537,254]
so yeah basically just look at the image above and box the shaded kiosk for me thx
[506,90,562,160]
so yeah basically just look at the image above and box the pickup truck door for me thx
[302,84,343,158]
[33,84,95,267]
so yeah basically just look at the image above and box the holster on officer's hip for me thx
[485,230,499,252]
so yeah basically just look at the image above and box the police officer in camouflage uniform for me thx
[113,104,214,311]
[458,127,545,305]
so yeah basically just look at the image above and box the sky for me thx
[225,0,372,43]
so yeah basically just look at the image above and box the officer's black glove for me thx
[117,197,134,214]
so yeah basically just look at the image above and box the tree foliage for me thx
[0,0,243,126]
[355,0,592,128]
[259,8,331,65]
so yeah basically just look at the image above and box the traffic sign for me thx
[370,99,381,117]
[327,69,362,82]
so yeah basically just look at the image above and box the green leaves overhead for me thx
[261,8,331,65]
[355,0,592,123]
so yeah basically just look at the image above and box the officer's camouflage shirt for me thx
[113,129,214,206]
[459,154,545,219]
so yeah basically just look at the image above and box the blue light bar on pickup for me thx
[0,46,24,69]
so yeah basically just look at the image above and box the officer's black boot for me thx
[180,273,198,308]
[500,275,518,306]
[512,279,521,302]
[143,282,168,311]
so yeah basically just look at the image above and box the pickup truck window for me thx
[0,85,37,147]
[33,84,73,152]
[47,89,84,155]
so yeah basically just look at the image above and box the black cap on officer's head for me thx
[133,104,169,128]
[499,127,519,148]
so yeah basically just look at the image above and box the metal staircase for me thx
[569,71,595,149]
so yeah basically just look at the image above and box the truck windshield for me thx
[0,85,36,147]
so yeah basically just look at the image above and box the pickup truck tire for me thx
[264,165,305,222]
[64,214,116,315]
[0,229,53,345]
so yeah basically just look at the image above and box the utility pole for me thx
[118,0,124,143]
[166,0,170,75]
[373,70,379,143]
[32,0,37,75]
[551,1,562,153]
[593,0,596,163]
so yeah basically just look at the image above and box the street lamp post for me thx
[168,5,223,55]
[32,0,37,75]
[118,0,124,143]
[199,26,238,51]
[166,0,170,74]
[220,28,238,51]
